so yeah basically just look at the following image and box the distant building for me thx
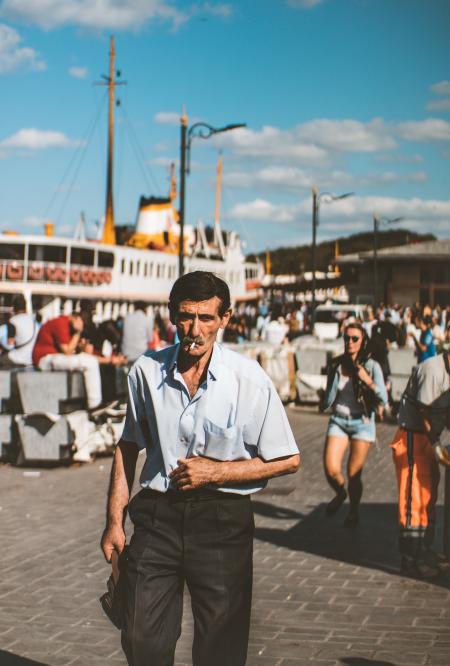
[337,239,450,306]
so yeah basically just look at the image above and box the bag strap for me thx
[12,321,37,350]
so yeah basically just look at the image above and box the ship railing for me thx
[0,260,112,287]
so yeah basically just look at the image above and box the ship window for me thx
[70,247,94,266]
[98,251,114,268]
[161,264,165,279]
[143,263,148,277]
[121,258,125,274]
[29,244,66,263]
[149,263,153,277]
[0,243,25,260]
[136,261,141,275]
[130,262,134,276]
[156,264,161,278]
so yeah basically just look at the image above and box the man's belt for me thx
[140,487,245,502]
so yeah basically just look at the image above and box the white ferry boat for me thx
[0,38,262,322]
[0,219,262,322]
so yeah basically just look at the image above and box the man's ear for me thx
[220,309,232,329]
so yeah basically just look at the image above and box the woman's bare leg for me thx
[346,438,371,521]
[323,435,349,513]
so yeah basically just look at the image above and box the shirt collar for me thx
[166,341,221,381]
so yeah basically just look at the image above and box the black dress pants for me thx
[122,488,254,666]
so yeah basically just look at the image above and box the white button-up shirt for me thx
[122,342,299,494]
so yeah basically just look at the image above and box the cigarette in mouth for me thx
[189,342,196,351]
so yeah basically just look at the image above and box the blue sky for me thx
[0,0,449,254]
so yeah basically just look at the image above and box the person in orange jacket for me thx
[391,351,450,579]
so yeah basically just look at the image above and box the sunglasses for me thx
[344,335,361,343]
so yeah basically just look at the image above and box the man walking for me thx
[101,271,300,666]
[121,301,153,362]
[391,350,450,578]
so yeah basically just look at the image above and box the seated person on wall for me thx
[0,321,16,365]
[0,295,39,369]
[32,312,103,410]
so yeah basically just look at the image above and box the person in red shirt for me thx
[33,313,102,409]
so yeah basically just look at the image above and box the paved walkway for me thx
[0,409,449,666]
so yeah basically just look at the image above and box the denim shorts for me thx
[327,413,376,442]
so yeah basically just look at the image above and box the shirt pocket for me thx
[202,420,245,461]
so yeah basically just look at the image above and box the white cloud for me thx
[69,65,87,79]
[397,119,450,142]
[0,23,45,73]
[214,126,329,164]
[0,0,185,30]
[222,165,428,193]
[426,81,450,113]
[430,80,450,96]
[224,166,359,192]
[190,2,233,19]
[22,215,45,228]
[226,195,450,236]
[154,111,180,125]
[426,98,450,112]
[374,153,423,164]
[297,118,396,153]
[212,116,450,167]
[0,0,233,30]
[0,128,80,151]
[288,0,323,8]
[227,198,298,223]
[406,171,428,183]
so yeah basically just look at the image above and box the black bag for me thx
[100,546,128,630]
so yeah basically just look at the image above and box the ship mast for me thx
[214,154,226,258]
[96,36,126,244]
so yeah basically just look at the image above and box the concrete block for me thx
[295,348,328,375]
[16,371,86,414]
[15,415,73,462]
[296,372,327,403]
[0,414,13,459]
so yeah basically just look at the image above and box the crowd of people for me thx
[227,300,450,353]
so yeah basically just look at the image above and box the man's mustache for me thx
[182,335,204,346]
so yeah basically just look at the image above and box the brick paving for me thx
[0,408,449,666]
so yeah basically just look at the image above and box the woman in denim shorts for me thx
[322,322,388,526]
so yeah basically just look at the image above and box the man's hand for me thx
[170,456,222,490]
[101,523,126,562]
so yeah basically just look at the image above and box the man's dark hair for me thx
[169,271,231,322]
[134,301,147,312]
[11,294,26,313]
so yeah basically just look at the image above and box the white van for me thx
[313,304,365,340]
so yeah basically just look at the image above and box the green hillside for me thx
[247,229,435,276]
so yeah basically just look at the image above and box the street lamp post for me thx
[372,214,403,306]
[311,186,353,315]
[178,115,246,276]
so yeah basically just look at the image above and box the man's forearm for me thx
[59,332,81,355]
[106,440,138,526]
[171,453,300,490]
[214,454,300,485]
